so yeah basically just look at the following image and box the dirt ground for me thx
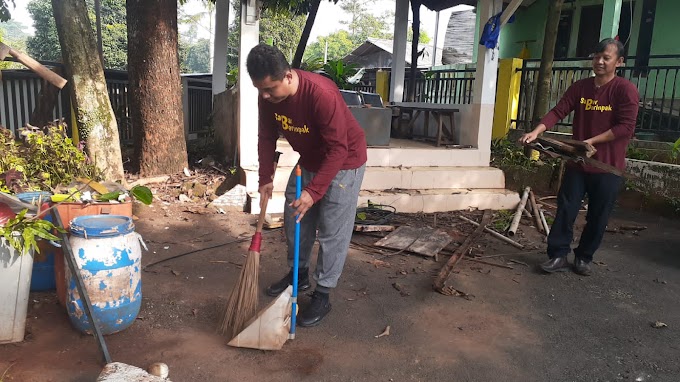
[2,195,680,382]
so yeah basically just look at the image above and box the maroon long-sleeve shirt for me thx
[539,76,639,173]
[258,69,368,202]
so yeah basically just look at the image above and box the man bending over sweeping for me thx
[246,44,367,327]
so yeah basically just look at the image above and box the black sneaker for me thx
[265,268,310,297]
[298,291,332,327]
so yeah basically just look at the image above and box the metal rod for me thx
[51,208,112,364]
[508,187,531,237]
[458,215,524,249]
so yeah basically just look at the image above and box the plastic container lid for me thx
[70,215,135,238]
[17,191,53,205]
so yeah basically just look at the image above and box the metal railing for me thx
[408,68,476,104]
[0,68,213,142]
[515,56,680,141]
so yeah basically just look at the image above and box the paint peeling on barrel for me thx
[66,220,142,335]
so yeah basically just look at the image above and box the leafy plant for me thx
[669,137,680,162]
[0,209,63,256]
[491,138,539,168]
[626,144,651,161]
[321,59,359,90]
[0,121,102,193]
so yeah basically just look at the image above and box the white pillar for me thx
[389,0,408,103]
[468,0,502,163]
[238,0,260,173]
[212,0,229,95]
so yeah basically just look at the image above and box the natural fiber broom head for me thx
[219,249,260,340]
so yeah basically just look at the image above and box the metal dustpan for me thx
[227,286,293,351]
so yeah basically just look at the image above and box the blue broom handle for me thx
[290,165,301,339]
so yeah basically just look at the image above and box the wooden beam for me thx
[500,0,523,26]
[0,42,67,89]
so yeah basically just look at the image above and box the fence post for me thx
[492,58,523,139]
[181,76,190,138]
[376,70,390,104]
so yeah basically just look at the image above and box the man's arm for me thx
[520,83,580,143]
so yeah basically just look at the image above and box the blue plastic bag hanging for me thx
[479,11,515,50]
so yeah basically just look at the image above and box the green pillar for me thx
[600,0,623,40]
[473,0,481,62]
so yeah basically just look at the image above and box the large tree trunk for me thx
[51,0,124,182]
[292,0,321,68]
[531,0,565,128]
[406,0,421,102]
[127,0,188,175]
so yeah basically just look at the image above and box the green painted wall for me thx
[649,0,680,58]
[499,0,549,59]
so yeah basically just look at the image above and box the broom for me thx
[219,151,282,340]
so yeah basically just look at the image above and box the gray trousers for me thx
[283,164,366,291]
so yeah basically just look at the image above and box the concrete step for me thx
[271,139,489,169]
[249,188,519,215]
[246,166,506,193]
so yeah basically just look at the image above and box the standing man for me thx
[246,44,367,327]
[520,38,639,276]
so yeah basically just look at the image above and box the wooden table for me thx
[396,104,460,147]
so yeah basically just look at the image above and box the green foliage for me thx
[130,185,153,205]
[491,210,513,232]
[491,138,538,168]
[183,38,211,73]
[669,137,680,161]
[0,209,63,256]
[626,145,651,161]
[0,0,13,22]
[0,19,29,69]
[259,8,306,62]
[27,0,127,69]
[322,59,358,90]
[303,30,355,63]
[0,122,101,193]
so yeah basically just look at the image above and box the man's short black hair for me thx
[594,38,625,59]
[246,44,291,81]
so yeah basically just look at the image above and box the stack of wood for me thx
[528,136,626,177]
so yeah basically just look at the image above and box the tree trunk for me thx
[51,0,125,182]
[292,0,321,69]
[127,0,188,176]
[406,0,421,102]
[29,68,62,127]
[531,0,565,128]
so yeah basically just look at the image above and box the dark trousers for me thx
[547,166,622,262]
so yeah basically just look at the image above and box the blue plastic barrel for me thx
[66,215,142,335]
[16,192,57,291]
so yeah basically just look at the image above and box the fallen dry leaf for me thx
[392,283,410,297]
[652,321,668,329]
[171,270,180,276]
[593,261,607,266]
[366,259,391,268]
[191,308,198,317]
[375,326,391,338]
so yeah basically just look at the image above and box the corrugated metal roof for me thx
[344,38,444,68]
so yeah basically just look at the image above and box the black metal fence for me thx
[349,68,476,105]
[515,56,680,141]
[0,68,213,142]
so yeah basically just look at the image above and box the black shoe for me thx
[298,291,332,327]
[540,257,570,273]
[266,268,310,297]
[573,258,592,276]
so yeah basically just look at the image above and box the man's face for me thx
[591,44,624,77]
[252,71,292,104]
